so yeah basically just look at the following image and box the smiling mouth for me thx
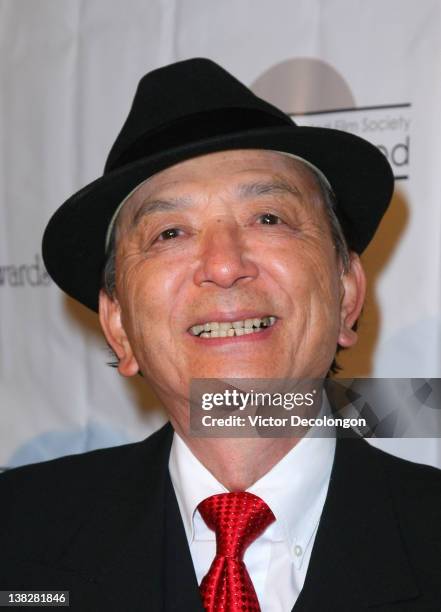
[189,316,277,338]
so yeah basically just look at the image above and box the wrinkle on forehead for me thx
[114,149,326,239]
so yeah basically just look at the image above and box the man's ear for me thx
[338,253,366,348]
[98,290,139,377]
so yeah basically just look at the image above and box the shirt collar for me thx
[248,429,335,566]
[169,432,228,546]
[169,400,336,568]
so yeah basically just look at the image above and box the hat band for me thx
[105,107,290,173]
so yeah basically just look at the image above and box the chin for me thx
[192,364,278,380]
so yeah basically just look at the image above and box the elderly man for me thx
[1,59,440,611]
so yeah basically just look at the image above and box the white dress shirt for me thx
[169,425,335,611]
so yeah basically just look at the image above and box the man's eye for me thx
[258,213,282,225]
[157,228,181,240]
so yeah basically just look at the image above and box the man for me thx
[1,59,440,611]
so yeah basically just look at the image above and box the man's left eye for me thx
[158,228,181,240]
[258,213,282,225]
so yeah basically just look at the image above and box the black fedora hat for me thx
[42,58,394,312]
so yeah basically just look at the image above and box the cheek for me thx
[264,240,343,356]
[266,239,340,304]
[119,261,184,342]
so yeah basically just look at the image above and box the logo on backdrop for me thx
[252,58,410,180]
[0,254,51,287]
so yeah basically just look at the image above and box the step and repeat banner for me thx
[1,0,440,469]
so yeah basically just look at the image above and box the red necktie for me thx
[198,491,275,611]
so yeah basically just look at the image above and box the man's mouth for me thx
[189,316,277,338]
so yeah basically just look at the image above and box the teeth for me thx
[190,316,277,338]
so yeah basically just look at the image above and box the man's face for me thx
[100,150,364,406]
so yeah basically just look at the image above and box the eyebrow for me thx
[130,196,192,228]
[130,179,303,228]
[236,179,303,201]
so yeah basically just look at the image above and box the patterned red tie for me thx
[198,491,275,611]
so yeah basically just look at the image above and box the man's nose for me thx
[193,220,259,288]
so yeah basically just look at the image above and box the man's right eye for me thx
[257,213,282,225]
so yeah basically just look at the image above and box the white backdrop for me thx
[1,0,440,469]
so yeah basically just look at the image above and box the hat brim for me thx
[42,125,394,312]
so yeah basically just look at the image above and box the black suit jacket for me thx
[1,423,441,611]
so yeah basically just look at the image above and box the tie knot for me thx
[198,491,275,559]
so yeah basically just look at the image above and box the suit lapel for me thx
[293,435,419,611]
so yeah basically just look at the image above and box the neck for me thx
[171,419,300,490]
